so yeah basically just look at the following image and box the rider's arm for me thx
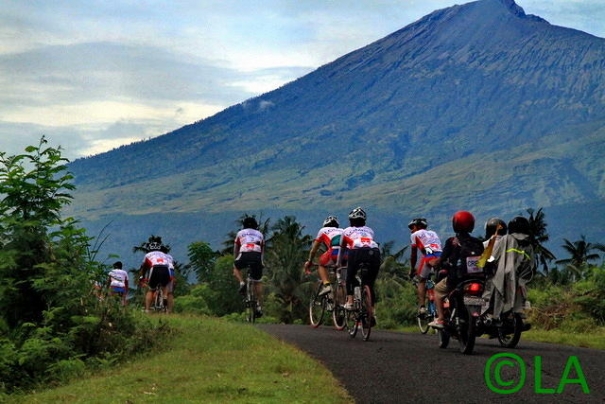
[306,240,320,267]
[409,246,418,277]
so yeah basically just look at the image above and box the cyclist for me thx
[408,218,443,315]
[429,211,484,329]
[304,215,344,296]
[140,241,172,313]
[338,207,381,315]
[161,244,176,313]
[233,216,265,317]
[108,261,129,306]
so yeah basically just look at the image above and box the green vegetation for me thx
[5,315,352,404]
[2,138,605,400]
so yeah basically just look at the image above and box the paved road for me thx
[259,324,605,403]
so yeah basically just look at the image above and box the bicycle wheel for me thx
[360,285,373,341]
[331,283,346,331]
[246,280,257,323]
[154,290,166,313]
[309,282,327,328]
[346,307,358,338]
[417,301,435,334]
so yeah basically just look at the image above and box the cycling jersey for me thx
[141,250,171,290]
[410,228,443,255]
[341,226,379,249]
[108,268,129,291]
[234,228,264,254]
[314,226,345,265]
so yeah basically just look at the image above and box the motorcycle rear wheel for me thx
[498,313,523,348]
[457,307,477,355]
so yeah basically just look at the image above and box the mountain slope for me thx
[65,0,605,261]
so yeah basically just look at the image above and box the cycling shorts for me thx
[415,252,441,280]
[110,286,126,295]
[234,251,263,281]
[147,265,171,290]
[319,248,347,266]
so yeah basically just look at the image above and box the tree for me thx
[527,208,556,275]
[264,216,312,323]
[187,241,218,283]
[556,236,605,281]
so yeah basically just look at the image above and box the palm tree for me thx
[556,236,605,281]
[263,215,313,323]
[527,208,556,275]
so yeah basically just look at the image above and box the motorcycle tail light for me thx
[464,282,483,296]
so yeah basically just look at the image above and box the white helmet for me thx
[322,215,339,227]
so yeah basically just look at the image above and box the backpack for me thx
[445,234,485,281]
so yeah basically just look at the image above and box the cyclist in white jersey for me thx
[305,215,344,296]
[140,242,172,313]
[408,218,443,315]
[233,216,265,316]
[337,207,381,313]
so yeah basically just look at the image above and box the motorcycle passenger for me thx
[338,207,381,314]
[408,218,443,315]
[429,211,484,329]
[480,217,507,311]
[305,215,345,296]
[233,216,265,317]
[485,216,535,321]
[140,242,172,313]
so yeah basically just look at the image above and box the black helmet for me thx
[113,261,123,269]
[322,215,339,227]
[485,218,507,239]
[508,216,530,235]
[242,216,258,229]
[408,218,428,230]
[452,211,475,233]
[348,207,366,220]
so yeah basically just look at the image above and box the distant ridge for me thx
[66,0,605,263]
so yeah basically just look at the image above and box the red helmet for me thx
[452,211,475,233]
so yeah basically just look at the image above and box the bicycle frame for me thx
[345,264,374,341]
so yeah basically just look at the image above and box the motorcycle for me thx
[437,278,485,355]
[438,278,531,354]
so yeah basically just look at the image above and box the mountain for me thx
[65,0,605,266]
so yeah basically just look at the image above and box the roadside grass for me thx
[7,315,352,404]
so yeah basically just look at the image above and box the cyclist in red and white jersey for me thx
[338,207,381,312]
[233,216,265,316]
[408,218,443,315]
[305,215,344,296]
[140,242,172,313]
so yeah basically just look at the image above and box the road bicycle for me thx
[344,263,374,341]
[416,277,437,334]
[309,264,347,330]
[151,287,167,313]
[244,274,262,323]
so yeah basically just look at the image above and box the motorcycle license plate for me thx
[463,296,484,309]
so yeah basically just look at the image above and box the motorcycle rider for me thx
[429,211,484,329]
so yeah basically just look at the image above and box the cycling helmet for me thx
[452,210,475,233]
[408,218,428,230]
[348,207,366,221]
[322,215,339,228]
[148,242,162,251]
[242,216,258,229]
[485,217,507,239]
[508,216,530,235]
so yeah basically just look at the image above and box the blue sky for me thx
[1,0,604,160]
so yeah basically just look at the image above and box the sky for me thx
[2,0,604,161]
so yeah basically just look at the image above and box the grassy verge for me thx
[7,315,352,404]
